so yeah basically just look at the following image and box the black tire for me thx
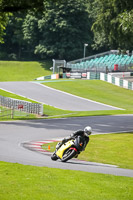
[51,153,58,161]
[61,149,77,162]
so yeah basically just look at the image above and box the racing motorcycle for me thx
[51,136,86,162]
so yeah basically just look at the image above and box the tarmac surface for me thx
[0,115,133,177]
[0,81,133,177]
[0,81,122,111]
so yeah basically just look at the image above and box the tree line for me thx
[0,0,133,61]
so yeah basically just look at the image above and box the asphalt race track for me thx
[0,115,133,177]
[0,81,122,111]
[0,81,133,177]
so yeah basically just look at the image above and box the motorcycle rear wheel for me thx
[61,149,77,162]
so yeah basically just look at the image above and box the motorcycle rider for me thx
[59,126,92,157]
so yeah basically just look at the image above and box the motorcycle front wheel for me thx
[51,153,58,161]
[61,149,77,162]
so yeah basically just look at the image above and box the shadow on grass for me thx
[39,61,52,71]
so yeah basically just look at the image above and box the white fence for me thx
[0,95,43,116]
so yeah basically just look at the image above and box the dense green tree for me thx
[0,12,28,59]
[1,0,93,60]
[1,0,132,61]
[118,9,133,35]
[0,0,57,44]
[91,0,133,50]
[34,0,93,60]
[0,0,44,12]
[0,0,9,43]
[0,12,8,43]
[23,13,40,58]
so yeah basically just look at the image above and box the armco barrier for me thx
[35,71,133,90]
[87,72,100,80]
[0,95,43,116]
[100,73,133,90]
[35,74,59,80]
[87,72,133,90]
[0,107,14,119]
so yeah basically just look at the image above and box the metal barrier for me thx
[100,72,133,90]
[0,95,43,116]
[0,107,14,119]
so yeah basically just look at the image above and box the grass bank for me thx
[39,79,132,117]
[0,61,52,81]
[1,77,133,119]
[42,133,133,169]
[43,79,133,111]
[0,161,132,200]
[0,88,73,120]
[0,60,133,118]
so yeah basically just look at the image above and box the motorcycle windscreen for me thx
[56,140,74,159]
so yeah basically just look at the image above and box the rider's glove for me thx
[70,133,74,137]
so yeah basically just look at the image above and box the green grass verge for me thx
[0,161,132,200]
[0,89,39,103]
[0,106,37,120]
[43,79,133,112]
[0,88,73,120]
[1,77,133,119]
[0,61,133,118]
[0,89,40,120]
[0,61,73,119]
[0,61,52,81]
[42,133,133,169]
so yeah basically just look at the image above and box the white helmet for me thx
[84,126,92,137]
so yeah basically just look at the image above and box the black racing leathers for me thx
[62,130,89,151]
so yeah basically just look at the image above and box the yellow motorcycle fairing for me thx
[56,140,74,159]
